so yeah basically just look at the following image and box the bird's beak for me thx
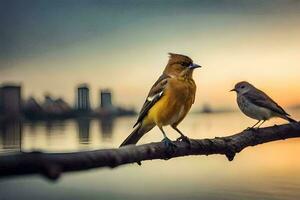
[230,88,236,92]
[189,63,202,70]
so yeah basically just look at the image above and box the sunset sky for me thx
[1,0,300,110]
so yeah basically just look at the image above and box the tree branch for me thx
[0,122,299,180]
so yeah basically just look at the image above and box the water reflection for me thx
[0,117,118,153]
[99,117,114,141]
[0,119,22,152]
[76,118,91,145]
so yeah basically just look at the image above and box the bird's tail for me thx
[119,123,154,147]
[282,115,297,123]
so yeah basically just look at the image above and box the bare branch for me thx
[0,122,299,180]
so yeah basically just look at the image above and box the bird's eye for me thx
[180,62,189,67]
[241,86,245,89]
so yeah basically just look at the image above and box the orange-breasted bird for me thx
[120,53,201,148]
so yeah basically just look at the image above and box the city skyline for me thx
[1,0,300,109]
[0,82,128,109]
[0,82,137,121]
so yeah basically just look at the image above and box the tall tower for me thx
[100,89,113,109]
[0,84,22,117]
[76,84,91,111]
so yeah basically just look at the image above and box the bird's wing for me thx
[133,73,170,127]
[244,89,290,116]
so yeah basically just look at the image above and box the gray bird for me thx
[230,81,296,128]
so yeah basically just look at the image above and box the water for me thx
[0,110,300,200]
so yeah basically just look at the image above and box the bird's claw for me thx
[176,135,191,146]
[162,137,177,154]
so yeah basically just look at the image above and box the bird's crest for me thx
[168,53,193,64]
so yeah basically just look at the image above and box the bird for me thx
[230,81,296,129]
[120,53,201,148]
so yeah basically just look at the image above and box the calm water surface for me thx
[0,111,300,200]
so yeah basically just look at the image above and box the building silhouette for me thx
[0,84,22,117]
[100,89,113,109]
[76,84,91,111]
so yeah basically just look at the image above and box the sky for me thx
[0,0,300,110]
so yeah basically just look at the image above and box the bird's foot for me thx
[245,127,257,131]
[162,137,177,154]
[176,135,191,147]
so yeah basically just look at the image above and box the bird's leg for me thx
[159,126,177,151]
[251,120,261,128]
[257,120,266,128]
[172,125,191,145]
[246,120,261,131]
